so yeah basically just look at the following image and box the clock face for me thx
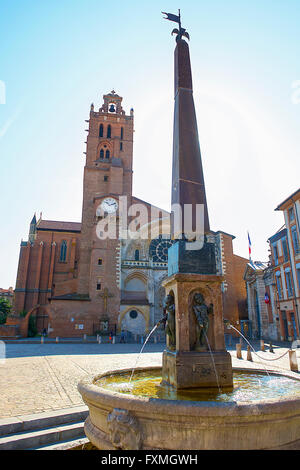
[101,197,118,214]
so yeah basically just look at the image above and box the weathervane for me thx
[162,9,190,42]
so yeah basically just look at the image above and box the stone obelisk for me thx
[161,12,233,389]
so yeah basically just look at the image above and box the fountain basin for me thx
[78,366,300,450]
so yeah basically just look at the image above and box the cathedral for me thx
[13,90,248,338]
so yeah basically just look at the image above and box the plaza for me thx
[1,339,298,420]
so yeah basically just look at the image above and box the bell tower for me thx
[77,91,134,329]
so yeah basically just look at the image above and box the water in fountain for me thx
[204,331,221,393]
[129,323,160,383]
[97,368,300,402]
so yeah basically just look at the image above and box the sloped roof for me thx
[275,188,300,211]
[37,220,81,233]
[244,259,269,279]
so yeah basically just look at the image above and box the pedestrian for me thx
[120,330,126,343]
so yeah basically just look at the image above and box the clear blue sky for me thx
[1,0,300,287]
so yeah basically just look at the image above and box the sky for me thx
[0,0,300,287]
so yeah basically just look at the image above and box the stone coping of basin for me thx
[77,366,300,417]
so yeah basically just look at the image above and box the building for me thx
[0,287,14,306]
[12,91,248,338]
[244,188,300,341]
[244,260,278,340]
[271,189,300,341]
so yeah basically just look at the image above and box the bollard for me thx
[56,337,59,343]
[269,342,274,353]
[112,336,116,344]
[41,336,44,344]
[236,343,242,359]
[246,345,253,362]
[260,340,265,352]
[96,334,99,342]
[98,336,101,344]
[289,350,298,372]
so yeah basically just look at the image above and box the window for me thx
[98,258,103,265]
[121,127,124,140]
[105,150,110,159]
[107,125,111,138]
[282,238,289,262]
[129,310,138,319]
[285,271,293,297]
[104,176,109,182]
[135,249,140,261]
[273,244,279,265]
[100,149,104,159]
[289,207,295,222]
[120,142,123,151]
[99,124,103,138]
[276,273,282,299]
[291,225,299,254]
[96,282,101,291]
[60,240,67,262]
[297,268,300,290]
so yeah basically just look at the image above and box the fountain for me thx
[78,11,300,450]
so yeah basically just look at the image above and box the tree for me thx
[0,298,11,324]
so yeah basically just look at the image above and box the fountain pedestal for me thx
[162,272,233,389]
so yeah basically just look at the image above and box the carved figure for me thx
[193,293,213,348]
[107,408,142,450]
[163,294,176,350]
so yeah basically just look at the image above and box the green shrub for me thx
[0,298,11,324]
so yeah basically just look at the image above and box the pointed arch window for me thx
[99,124,104,138]
[105,150,110,159]
[100,149,104,159]
[135,249,140,261]
[60,240,67,262]
[121,127,124,140]
[107,125,111,138]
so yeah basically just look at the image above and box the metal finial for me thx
[162,10,190,42]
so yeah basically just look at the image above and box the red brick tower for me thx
[77,91,134,330]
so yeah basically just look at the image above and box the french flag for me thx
[247,232,252,259]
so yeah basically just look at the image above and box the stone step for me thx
[0,421,85,450]
[33,436,89,450]
[0,336,21,340]
[0,405,88,436]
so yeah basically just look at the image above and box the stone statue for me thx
[193,293,213,349]
[163,294,176,350]
[107,408,142,450]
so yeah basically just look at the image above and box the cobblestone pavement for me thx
[1,340,300,419]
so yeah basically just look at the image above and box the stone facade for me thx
[244,261,279,340]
